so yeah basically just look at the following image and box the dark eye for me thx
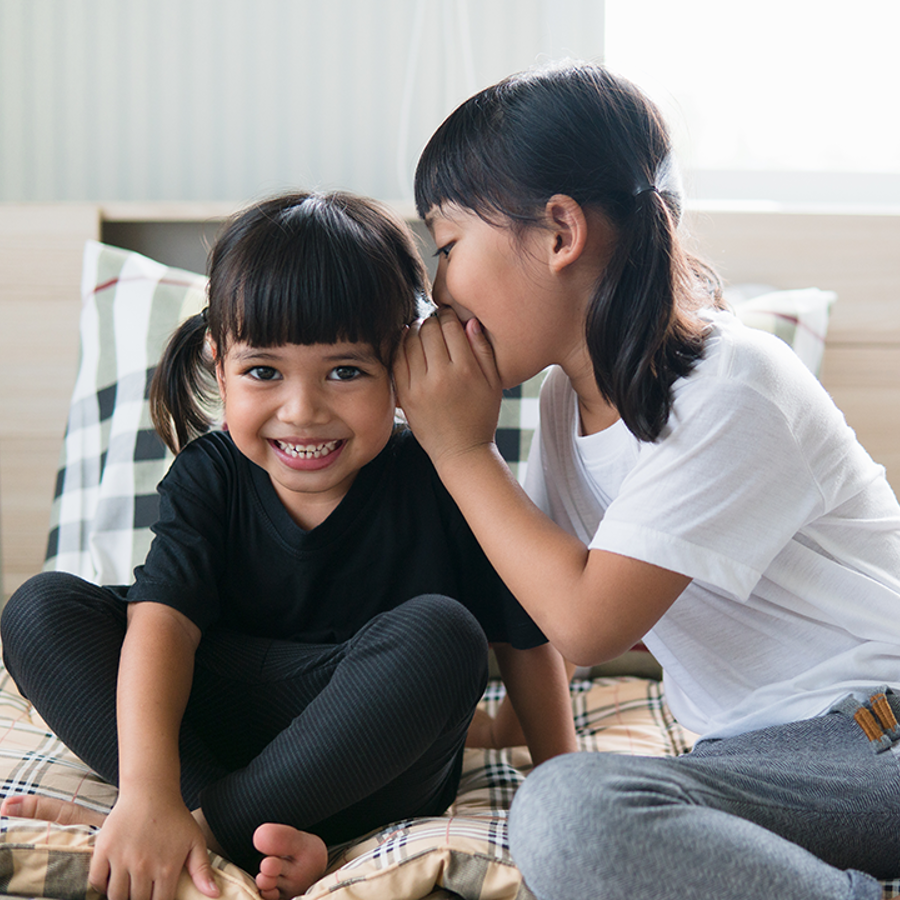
[433,243,453,259]
[330,365,362,381]
[248,366,279,381]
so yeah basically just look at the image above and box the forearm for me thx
[117,602,200,796]
[493,643,578,767]
[435,445,610,662]
[437,444,690,665]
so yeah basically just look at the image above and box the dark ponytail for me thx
[586,187,708,441]
[415,61,722,442]
[149,310,218,453]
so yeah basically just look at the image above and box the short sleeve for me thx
[590,331,862,600]
[126,437,230,629]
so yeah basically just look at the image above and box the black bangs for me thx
[414,83,527,226]
[208,192,426,363]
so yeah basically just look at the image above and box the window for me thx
[605,0,900,205]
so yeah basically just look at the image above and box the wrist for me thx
[432,439,502,481]
[118,763,182,799]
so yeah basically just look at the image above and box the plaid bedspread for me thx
[0,668,692,900]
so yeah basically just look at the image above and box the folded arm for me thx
[396,311,690,667]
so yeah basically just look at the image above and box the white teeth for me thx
[276,439,340,459]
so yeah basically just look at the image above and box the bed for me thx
[1,204,899,900]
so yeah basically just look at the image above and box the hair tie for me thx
[200,307,209,324]
[633,183,660,198]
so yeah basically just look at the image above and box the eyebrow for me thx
[231,348,279,363]
[322,349,380,364]
[230,346,380,364]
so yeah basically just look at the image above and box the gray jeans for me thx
[509,691,900,900]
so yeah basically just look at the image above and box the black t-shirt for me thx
[127,429,544,649]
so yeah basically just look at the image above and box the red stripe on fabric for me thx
[90,275,202,297]
[761,311,827,343]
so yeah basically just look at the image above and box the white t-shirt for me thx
[525,310,900,739]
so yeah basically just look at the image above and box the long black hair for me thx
[415,61,721,442]
[150,191,428,452]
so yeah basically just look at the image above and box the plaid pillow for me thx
[496,374,546,485]
[43,241,207,584]
[727,285,837,376]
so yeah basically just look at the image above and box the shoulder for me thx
[383,426,471,523]
[675,310,834,424]
[662,311,874,501]
[536,366,577,441]
[540,365,574,403]
[693,310,817,390]
[160,430,245,496]
[170,429,241,469]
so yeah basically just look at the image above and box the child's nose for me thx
[278,386,328,424]
[431,263,450,307]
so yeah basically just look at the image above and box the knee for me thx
[509,753,672,898]
[394,594,488,671]
[1,571,70,647]
[367,594,488,708]
[510,753,599,859]
[1,572,123,676]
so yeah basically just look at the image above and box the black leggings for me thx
[0,572,488,871]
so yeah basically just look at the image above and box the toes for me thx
[257,856,283,879]
[1,794,35,817]
[253,823,295,859]
[254,872,282,900]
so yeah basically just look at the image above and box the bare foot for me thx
[253,822,328,900]
[0,794,105,828]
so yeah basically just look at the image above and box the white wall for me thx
[0,0,605,204]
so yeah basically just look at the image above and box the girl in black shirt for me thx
[1,191,575,900]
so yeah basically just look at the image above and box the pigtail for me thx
[149,310,218,454]
[586,188,706,443]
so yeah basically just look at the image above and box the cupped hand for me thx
[396,307,503,469]
[90,793,220,900]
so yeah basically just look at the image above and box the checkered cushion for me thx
[43,241,206,584]
[726,285,836,376]
[0,669,694,900]
[496,375,545,485]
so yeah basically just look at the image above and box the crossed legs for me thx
[1,572,488,898]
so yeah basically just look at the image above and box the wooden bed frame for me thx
[1,202,899,598]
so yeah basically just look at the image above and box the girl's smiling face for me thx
[215,340,395,530]
[426,204,588,389]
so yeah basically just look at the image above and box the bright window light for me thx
[605,1,900,178]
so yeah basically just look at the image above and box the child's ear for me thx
[544,194,588,273]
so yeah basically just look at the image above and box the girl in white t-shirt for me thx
[396,60,900,900]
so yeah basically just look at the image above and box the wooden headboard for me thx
[2,202,899,598]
